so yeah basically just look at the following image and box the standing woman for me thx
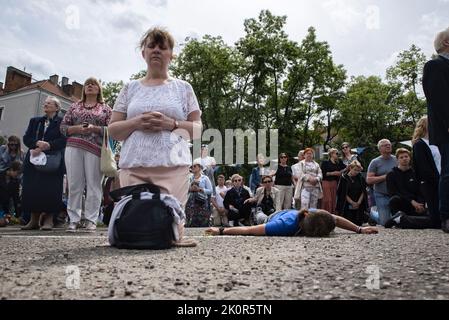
[341,142,359,167]
[108,27,202,246]
[412,116,441,228]
[321,148,346,214]
[185,160,213,227]
[60,78,112,232]
[273,153,294,210]
[21,97,67,231]
[294,148,323,210]
[336,160,368,226]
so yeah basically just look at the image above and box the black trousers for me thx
[389,196,433,229]
[227,203,252,225]
[420,181,441,228]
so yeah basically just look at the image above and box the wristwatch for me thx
[171,120,179,132]
[219,227,225,235]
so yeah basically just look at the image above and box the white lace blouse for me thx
[113,79,201,168]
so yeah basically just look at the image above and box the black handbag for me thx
[34,151,62,173]
[194,191,208,205]
[110,184,174,250]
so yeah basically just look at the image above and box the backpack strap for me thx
[110,183,161,202]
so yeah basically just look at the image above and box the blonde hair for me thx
[140,27,175,51]
[81,77,104,103]
[328,148,338,160]
[434,27,449,53]
[412,116,428,145]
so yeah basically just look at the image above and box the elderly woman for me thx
[336,160,368,226]
[108,27,202,246]
[321,148,346,214]
[60,77,112,233]
[412,116,441,228]
[21,97,67,231]
[293,148,323,210]
[185,160,213,227]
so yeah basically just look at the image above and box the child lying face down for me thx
[205,209,379,237]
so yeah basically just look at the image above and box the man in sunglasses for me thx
[223,174,252,226]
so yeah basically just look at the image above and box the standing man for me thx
[423,27,449,233]
[366,139,397,226]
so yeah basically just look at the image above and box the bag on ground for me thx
[109,184,174,250]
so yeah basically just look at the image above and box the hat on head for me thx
[191,158,204,169]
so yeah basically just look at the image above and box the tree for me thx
[339,76,399,147]
[386,44,427,124]
[283,27,347,149]
[171,35,239,131]
[102,80,124,107]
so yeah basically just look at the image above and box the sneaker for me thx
[78,219,87,229]
[66,222,78,233]
[84,221,97,233]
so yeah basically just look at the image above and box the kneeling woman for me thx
[206,209,378,237]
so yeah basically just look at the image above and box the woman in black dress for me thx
[336,160,368,226]
[21,97,67,231]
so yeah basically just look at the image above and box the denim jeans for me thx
[439,143,449,221]
[374,192,392,226]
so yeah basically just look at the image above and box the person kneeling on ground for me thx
[205,209,378,237]
[385,148,435,229]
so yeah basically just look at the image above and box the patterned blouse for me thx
[60,102,112,157]
[113,79,201,169]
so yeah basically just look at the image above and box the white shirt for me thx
[423,138,442,174]
[213,185,229,208]
[113,79,201,168]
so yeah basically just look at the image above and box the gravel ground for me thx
[0,226,449,300]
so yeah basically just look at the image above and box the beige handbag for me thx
[101,127,117,177]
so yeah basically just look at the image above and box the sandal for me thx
[173,238,198,248]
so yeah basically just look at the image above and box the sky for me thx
[0,0,448,85]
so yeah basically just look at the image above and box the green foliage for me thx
[102,80,124,107]
[102,10,430,166]
[339,76,400,147]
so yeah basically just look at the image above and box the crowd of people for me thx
[0,26,448,240]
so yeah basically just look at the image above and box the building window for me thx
[0,106,4,121]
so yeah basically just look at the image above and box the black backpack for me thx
[110,184,174,250]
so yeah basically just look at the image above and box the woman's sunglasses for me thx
[8,143,19,147]
[262,180,272,184]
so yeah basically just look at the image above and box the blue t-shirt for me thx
[265,210,303,236]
